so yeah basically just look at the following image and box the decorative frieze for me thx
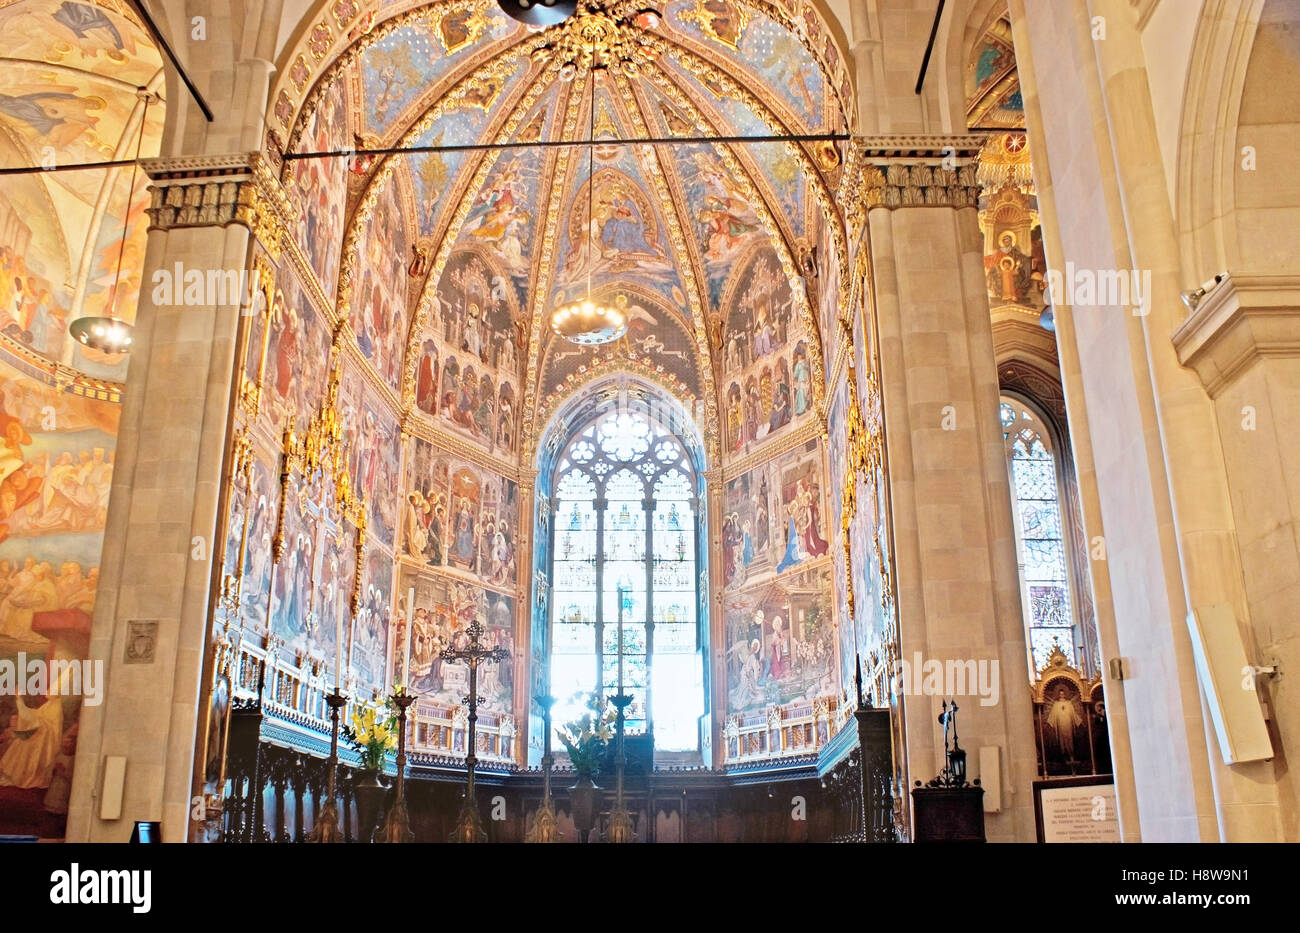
[839,135,988,230]
[141,153,299,259]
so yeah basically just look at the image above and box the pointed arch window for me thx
[1000,396,1081,675]
[548,405,706,754]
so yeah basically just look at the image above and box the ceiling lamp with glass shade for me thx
[68,91,155,356]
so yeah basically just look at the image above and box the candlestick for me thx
[379,689,416,843]
[403,586,415,687]
[308,689,348,843]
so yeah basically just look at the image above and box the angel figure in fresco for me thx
[405,492,429,558]
[767,616,790,681]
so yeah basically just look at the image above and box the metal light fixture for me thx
[1180,273,1227,314]
[69,90,153,356]
[69,316,134,352]
[548,51,627,347]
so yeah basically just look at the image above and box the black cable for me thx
[126,0,214,121]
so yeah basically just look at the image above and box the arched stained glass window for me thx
[549,406,705,753]
[1000,397,1078,674]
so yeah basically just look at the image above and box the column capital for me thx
[839,135,986,229]
[141,151,296,256]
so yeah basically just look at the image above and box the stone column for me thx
[66,154,293,842]
[847,141,1039,841]
[1004,0,1142,839]
[1013,0,1284,841]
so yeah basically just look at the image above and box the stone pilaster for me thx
[67,154,289,842]
[845,139,1039,841]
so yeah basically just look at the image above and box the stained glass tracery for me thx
[1000,398,1076,673]
[549,407,705,753]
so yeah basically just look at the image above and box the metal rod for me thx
[127,0,214,121]
[915,0,947,94]
[282,132,852,161]
[0,160,137,177]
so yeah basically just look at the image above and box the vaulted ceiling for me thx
[0,0,163,382]
[284,0,851,465]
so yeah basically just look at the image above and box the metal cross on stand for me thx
[443,620,509,843]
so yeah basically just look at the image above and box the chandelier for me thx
[547,28,631,347]
[550,297,626,345]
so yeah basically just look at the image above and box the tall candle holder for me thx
[526,694,558,843]
[308,689,348,843]
[604,692,635,843]
[379,689,416,842]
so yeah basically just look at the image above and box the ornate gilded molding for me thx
[400,411,525,482]
[718,416,822,480]
[141,153,298,258]
[838,136,987,231]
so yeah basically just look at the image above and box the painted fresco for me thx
[264,262,332,434]
[0,0,163,378]
[0,359,120,838]
[349,175,413,393]
[360,9,518,135]
[965,16,1024,130]
[454,147,541,305]
[979,181,1047,313]
[664,1,827,130]
[672,143,764,309]
[290,76,349,303]
[341,367,402,550]
[723,564,835,717]
[540,289,701,401]
[397,564,515,717]
[401,436,519,590]
[552,98,687,309]
[721,439,828,591]
[227,451,279,632]
[720,247,811,455]
[351,547,394,693]
[425,249,523,455]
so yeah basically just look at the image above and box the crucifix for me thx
[443,619,509,842]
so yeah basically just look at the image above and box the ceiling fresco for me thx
[965,14,1024,130]
[282,0,848,466]
[0,0,163,381]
